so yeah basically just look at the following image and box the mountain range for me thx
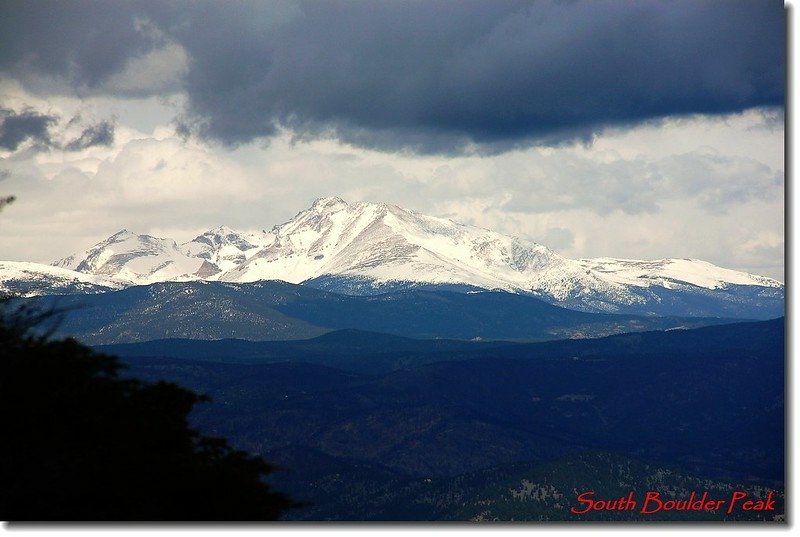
[118,318,784,520]
[1,197,784,318]
[22,280,736,346]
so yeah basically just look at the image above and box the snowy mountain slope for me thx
[219,198,528,289]
[218,198,782,315]
[220,198,616,296]
[183,226,271,273]
[0,261,123,297]
[0,197,785,317]
[53,229,207,285]
[577,257,780,290]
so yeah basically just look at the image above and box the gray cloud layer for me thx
[0,1,163,91]
[65,120,115,152]
[0,0,785,153]
[0,109,56,150]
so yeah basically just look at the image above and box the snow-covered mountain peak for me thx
[109,229,135,240]
[182,226,267,273]
[204,224,240,236]
[33,197,783,316]
[53,230,206,284]
[311,196,349,212]
[187,226,257,250]
[220,198,582,296]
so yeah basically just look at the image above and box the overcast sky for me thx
[0,0,785,280]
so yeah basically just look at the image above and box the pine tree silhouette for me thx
[0,302,299,521]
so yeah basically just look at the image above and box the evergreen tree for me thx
[0,302,298,521]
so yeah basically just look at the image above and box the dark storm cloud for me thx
[65,120,115,151]
[0,0,785,153]
[0,0,163,92]
[0,109,57,150]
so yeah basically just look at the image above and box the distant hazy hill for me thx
[97,317,782,374]
[25,280,740,345]
[119,318,783,520]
